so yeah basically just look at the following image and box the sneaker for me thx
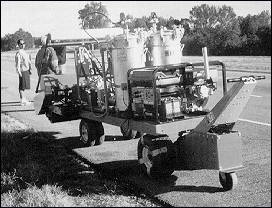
[20,99,25,106]
[20,98,31,106]
[20,101,26,106]
[24,101,31,105]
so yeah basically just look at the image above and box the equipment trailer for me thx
[34,13,265,191]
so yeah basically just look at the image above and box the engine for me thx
[128,64,217,122]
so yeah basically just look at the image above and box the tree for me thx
[180,18,191,34]
[166,16,175,29]
[1,28,34,51]
[257,26,271,55]
[239,11,271,55]
[125,13,135,31]
[190,4,239,31]
[190,4,219,29]
[1,34,14,51]
[157,16,168,29]
[78,1,111,29]
[256,10,271,28]
[13,28,34,49]
[187,4,242,55]
[33,37,42,48]
[133,18,148,30]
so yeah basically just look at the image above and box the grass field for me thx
[1,113,159,207]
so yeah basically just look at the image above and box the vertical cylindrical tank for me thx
[145,26,185,66]
[111,31,145,111]
[145,32,165,66]
[163,26,185,65]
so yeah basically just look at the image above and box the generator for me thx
[128,64,218,122]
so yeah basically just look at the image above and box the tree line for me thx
[2,2,271,56]
[78,2,271,56]
[1,28,42,51]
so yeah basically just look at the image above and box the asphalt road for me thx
[1,52,271,207]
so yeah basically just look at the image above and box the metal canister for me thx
[146,26,185,66]
[111,32,145,111]
[145,31,164,66]
[162,27,185,65]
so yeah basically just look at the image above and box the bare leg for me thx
[19,89,25,105]
[20,90,30,105]
[19,90,23,100]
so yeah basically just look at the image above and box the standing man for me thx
[35,34,58,76]
[35,34,58,92]
[15,39,32,105]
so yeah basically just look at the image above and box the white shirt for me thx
[15,49,31,73]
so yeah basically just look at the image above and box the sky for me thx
[1,1,271,38]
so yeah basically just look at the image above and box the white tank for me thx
[111,31,145,111]
[163,27,185,65]
[146,32,165,66]
[146,26,185,66]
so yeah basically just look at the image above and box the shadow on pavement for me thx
[54,136,86,149]
[2,127,224,195]
[105,135,126,141]
[26,131,62,141]
[1,129,108,196]
[1,104,23,107]
[97,160,139,174]
[93,160,225,194]
[1,101,20,104]
[1,109,35,113]
[53,135,128,149]
[163,184,224,193]
[1,101,34,104]
[47,133,225,194]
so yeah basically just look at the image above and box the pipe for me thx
[192,61,227,95]
[202,47,210,80]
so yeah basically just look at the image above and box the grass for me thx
[1,113,159,207]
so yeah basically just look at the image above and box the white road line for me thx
[238,118,271,127]
[250,95,262,98]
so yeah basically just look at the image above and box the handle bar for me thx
[227,75,266,83]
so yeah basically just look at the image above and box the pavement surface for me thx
[1,51,271,207]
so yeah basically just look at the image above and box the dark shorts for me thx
[19,71,30,90]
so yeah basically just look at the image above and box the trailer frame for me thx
[34,41,265,191]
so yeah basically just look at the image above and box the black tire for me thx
[95,122,105,145]
[96,134,105,145]
[219,172,238,191]
[137,134,176,179]
[79,119,105,146]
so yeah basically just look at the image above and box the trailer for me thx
[33,13,265,191]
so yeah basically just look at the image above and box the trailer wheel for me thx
[79,119,105,146]
[219,172,238,191]
[95,122,105,145]
[137,135,175,179]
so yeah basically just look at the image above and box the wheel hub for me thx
[141,146,153,175]
[81,125,88,144]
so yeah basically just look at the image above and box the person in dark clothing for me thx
[35,35,58,76]
[53,46,67,74]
